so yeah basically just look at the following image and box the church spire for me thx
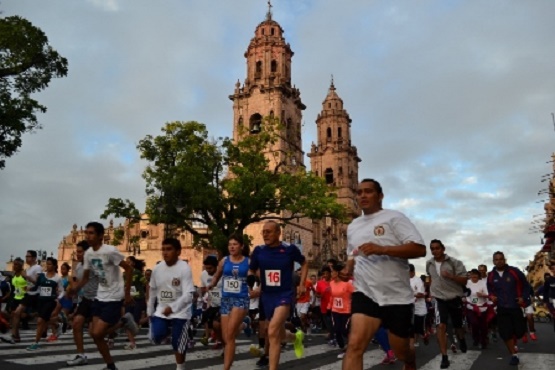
[266,0,273,20]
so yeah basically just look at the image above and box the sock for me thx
[176,362,185,370]
[106,363,116,370]
[258,338,265,348]
[442,355,448,360]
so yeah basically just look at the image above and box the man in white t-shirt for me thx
[70,222,133,370]
[409,264,427,349]
[148,238,195,370]
[341,179,426,370]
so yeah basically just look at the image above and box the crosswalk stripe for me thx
[310,348,383,370]
[62,342,258,370]
[518,353,555,370]
[418,350,481,370]
[0,338,154,356]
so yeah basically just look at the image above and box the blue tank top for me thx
[221,256,249,298]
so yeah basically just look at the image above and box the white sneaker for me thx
[337,352,345,359]
[124,343,137,350]
[66,354,88,366]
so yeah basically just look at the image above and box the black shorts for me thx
[497,308,526,341]
[351,292,413,338]
[21,294,39,311]
[75,297,94,319]
[37,300,57,321]
[91,300,123,326]
[436,297,464,328]
[412,314,426,336]
[259,297,267,321]
[201,306,220,329]
[8,298,23,313]
[126,298,146,323]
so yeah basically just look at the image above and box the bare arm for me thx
[208,259,225,290]
[119,260,133,298]
[359,241,426,259]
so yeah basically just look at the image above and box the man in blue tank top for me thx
[249,221,307,370]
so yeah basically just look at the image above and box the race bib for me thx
[40,286,52,297]
[159,290,176,303]
[130,286,138,296]
[333,297,344,309]
[223,278,241,293]
[265,270,281,287]
[211,290,220,299]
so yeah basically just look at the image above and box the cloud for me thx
[1,0,554,275]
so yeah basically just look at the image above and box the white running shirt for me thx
[83,244,125,302]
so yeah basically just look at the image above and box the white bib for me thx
[333,297,344,309]
[40,286,52,297]
[265,270,281,287]
[223,278,242,293]
[159,290,176,303]
[210,290,220,299]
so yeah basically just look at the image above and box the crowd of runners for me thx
[0,178,555,370]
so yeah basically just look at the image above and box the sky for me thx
[1,0,554,275]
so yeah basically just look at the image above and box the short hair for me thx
[469,268,480,276]
[86,222,105,235]
[478,264,487,270]
[228,233,244,245]
[76,240,90,251]
[326,258,338,265]
[264,220,281,233]
[162,238,182,251]
[360,178,383,194]
[203,255,218,267]
[430,239,445,249]
[13,257,24,264]
[26,250,37,258]
[61,262,71,272]
[321,266,331,274]
[493,251,505,258]
[409,264,415,272]
[332,263,344,272]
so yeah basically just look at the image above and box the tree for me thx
[0,15,68,169]
[102,119,347,255]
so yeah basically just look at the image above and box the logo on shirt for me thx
[172,278,180,287]
[374,225,385,236]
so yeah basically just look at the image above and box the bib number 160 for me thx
[265,270,281,287]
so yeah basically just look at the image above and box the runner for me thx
[0,257,25,343]
[123,256,147,350]
[26,257,64,351]
[147,237,195,370]
[521,283,537,343]
[465,268,489,349]
[542,265,555,332]
[328,263,353,358]
[409,264,427,349]
[295,273,313,334]
[425,239,468,369]
[69,221,134,370]
[9,250,43,343]
[340,179,426,370]
[0,272,11,334]
[315,266,334,346]
[199,255,223,348]
[207,234,252,370]
[487,251,531,366]
[66,240,99,366]
[248,220,307,370]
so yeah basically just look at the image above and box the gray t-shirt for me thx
[75,262,99,300]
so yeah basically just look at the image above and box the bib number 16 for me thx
[265,270,281,287]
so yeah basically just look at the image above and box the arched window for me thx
[238,116,243,127]
[328,103,331,108]
[249,113,262,134]
[261,29,265,35]
[269,110,274,119]
[255,61,262,78]
[325,168,334,184]
[287,118,292,129]
[326,127,332,141]
[271,60,277,73]
[338,127,342,138]
[271,27,275,36]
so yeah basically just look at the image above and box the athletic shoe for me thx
[450,343,457,353]
[0,334,15,344]
[530,332,537,341]
[26,343,41,351]
[46,334,58,342]
[243,316,252,337]
[294,330,305,359]
[122,312,139,335]
[256,356,269,368]
[328,339,337,347]
[187,340,195,349]
[414,342,420,347]
[337,351,345,359]
[459,339,467,353]
[440,356,450,369]
[212,341,222,350]
[124,343,136,350]
[249,344,262,357]
[66,354,88,366]
[380,353,395,365]
[200,336,209,346]
[521,334,528,343]
[509,355,519,366]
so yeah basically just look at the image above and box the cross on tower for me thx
[266,0,273,20]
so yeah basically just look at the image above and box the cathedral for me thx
[5,8,362,285]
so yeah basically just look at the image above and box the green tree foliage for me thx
[0,15,68,169]
[102,119,347,254]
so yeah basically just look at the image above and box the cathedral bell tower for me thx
[308,79,361,265]
[229,6,306,170]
